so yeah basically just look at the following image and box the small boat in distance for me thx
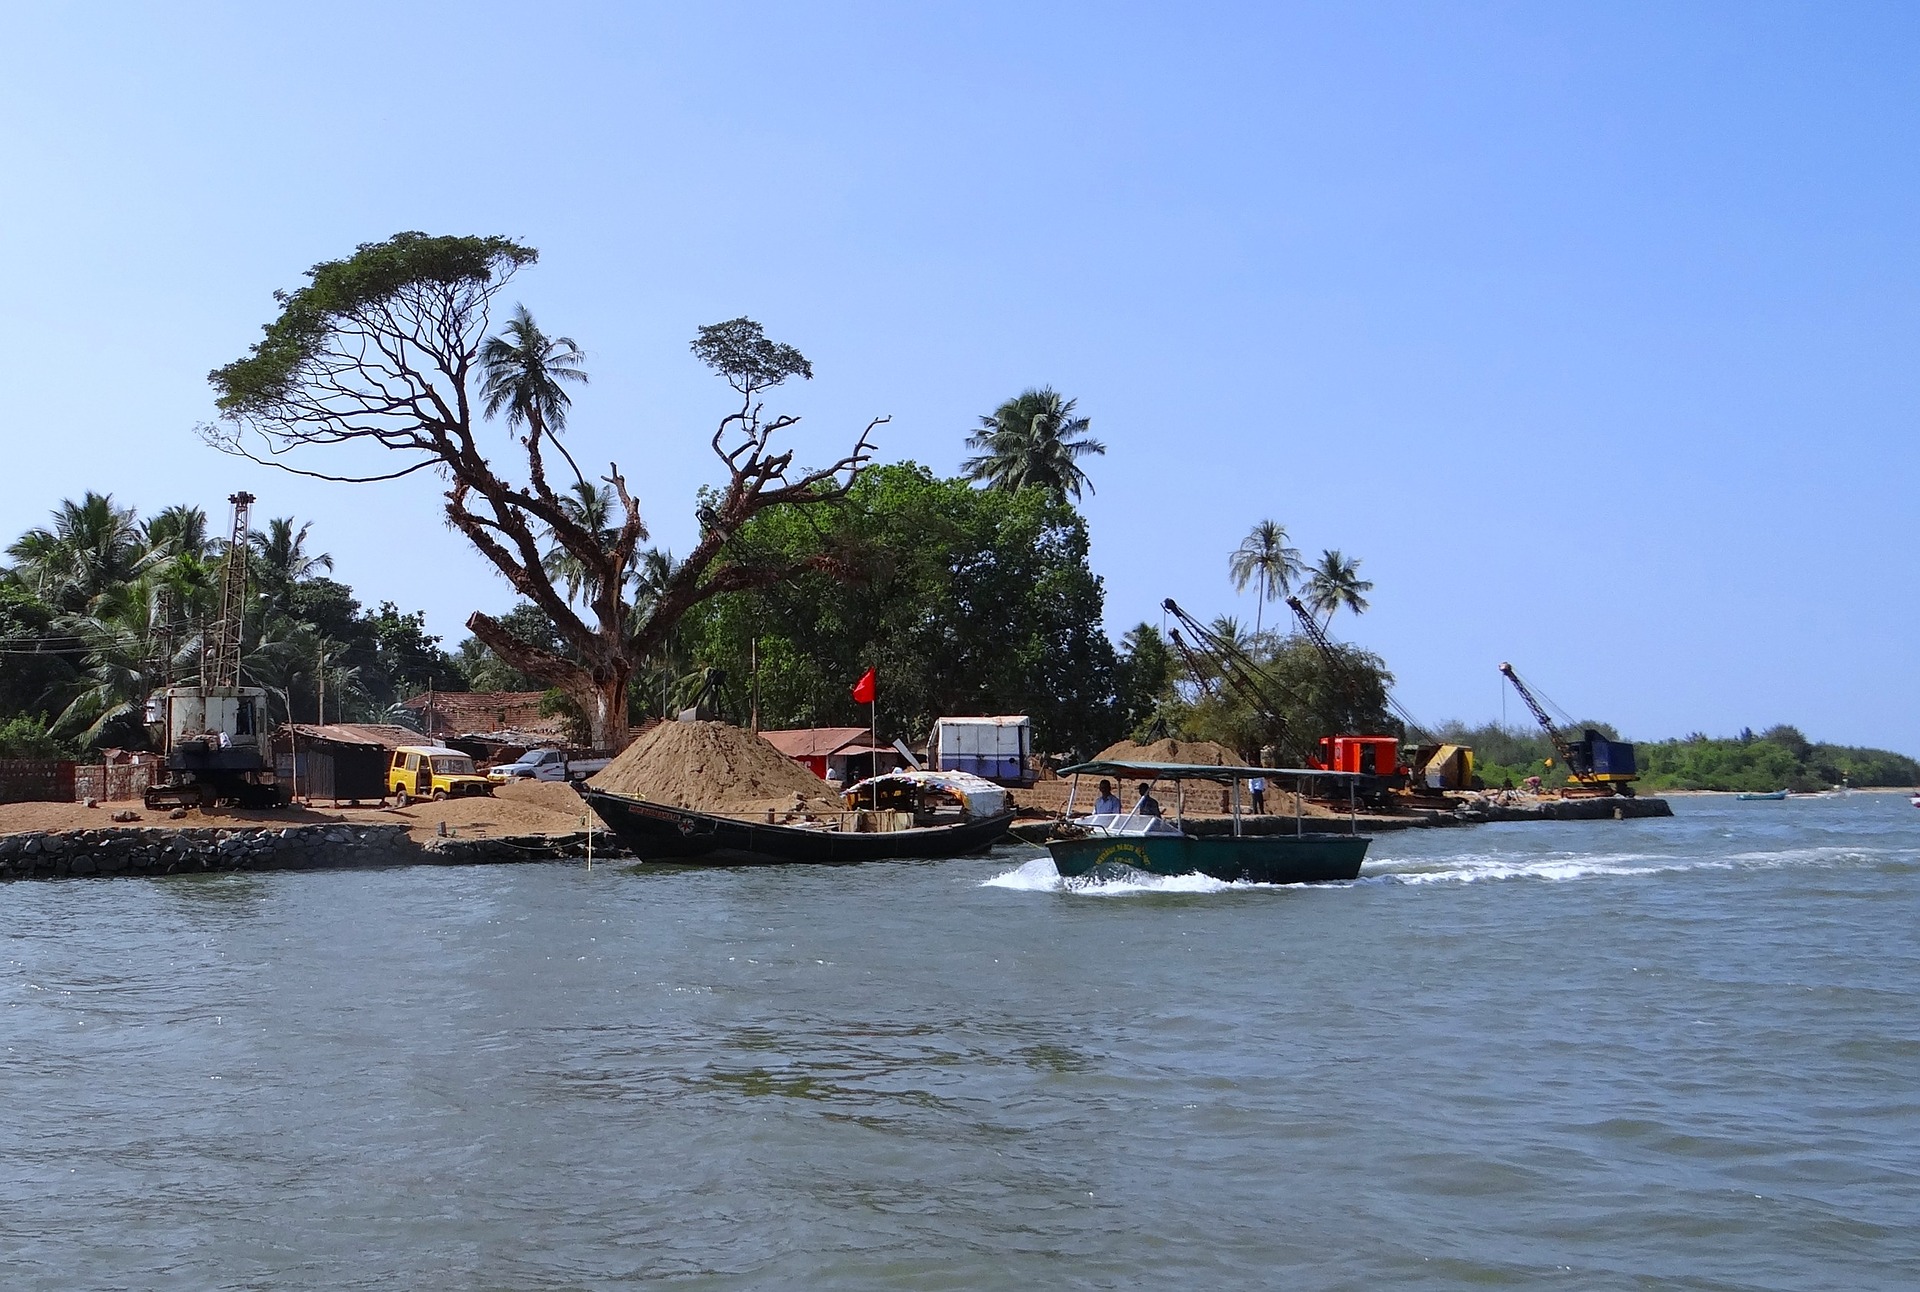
[1043,759,1371,885]
[1735,789,1790,801]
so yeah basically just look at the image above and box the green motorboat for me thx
[1044,759,1372,885]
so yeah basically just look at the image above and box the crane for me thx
[1284,596,1429,741]
[1498,662,1637,796]
[143,491,281,811]
[1161,598,1301,755]
[1281,595,1475,791]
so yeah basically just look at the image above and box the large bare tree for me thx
[205,232,883,748]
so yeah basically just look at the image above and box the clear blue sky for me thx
[3,2,1915,751]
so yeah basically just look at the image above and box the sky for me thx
[2,2,1915,751]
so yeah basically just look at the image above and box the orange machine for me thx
[1308,735,1406,778]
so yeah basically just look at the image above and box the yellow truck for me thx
[388,746,493,805]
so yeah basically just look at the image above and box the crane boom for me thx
[207,491,255,689]
[1284,596,1428,741]
[1498,661,1590,785]
[1162,599,1299,750]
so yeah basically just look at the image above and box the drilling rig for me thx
[143,492,283,810]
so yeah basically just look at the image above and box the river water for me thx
[4,794,1917,1289]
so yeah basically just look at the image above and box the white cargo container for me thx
[926,716,1033,788]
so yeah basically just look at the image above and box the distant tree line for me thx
[1440,721,1919,793]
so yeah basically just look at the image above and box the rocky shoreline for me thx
[0,822,628,883]
[0,793,1675,881]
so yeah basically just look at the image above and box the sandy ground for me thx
[0,781,599,842]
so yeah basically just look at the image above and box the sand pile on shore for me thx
[1094,737,1241,765]
[589,720,843,815]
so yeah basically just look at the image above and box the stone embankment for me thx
[0,823,626,883]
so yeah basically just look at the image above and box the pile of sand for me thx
[1094,737,1242,766]
[589,720,843,815]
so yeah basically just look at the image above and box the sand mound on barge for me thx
[1093,737,1241,766]
[589,721,843,815]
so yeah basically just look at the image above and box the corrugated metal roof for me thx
[284,723,421,749]
[759,727,873,758]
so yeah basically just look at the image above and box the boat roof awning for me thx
[1056,760,1363,783]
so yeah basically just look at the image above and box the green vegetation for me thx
[0,492,471,754]
[677,462,1121,756]
[962,388,1105,503]
[206,230,884,747]
[1442,721,1919,792]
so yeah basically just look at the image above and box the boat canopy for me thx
[842,768,1012,817]
[1056,760,1363,783]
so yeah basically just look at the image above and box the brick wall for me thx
[0,760,77,804]
[71,763,156,803]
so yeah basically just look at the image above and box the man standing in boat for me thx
[1135,783,1162,817]
[1249,774,1267,814]
[1093,780,1123,815]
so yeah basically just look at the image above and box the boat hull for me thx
[583,789,1015,865]
[1046,832,1369,884]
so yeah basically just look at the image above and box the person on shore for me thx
[1092,779,1122,815]
[1249,775,1266,814]
[1135,783,1162,817]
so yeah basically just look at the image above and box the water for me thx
[4,795,1917,1289]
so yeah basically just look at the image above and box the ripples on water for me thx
[3,796,1917,1289]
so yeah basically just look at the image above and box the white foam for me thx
[1365,843,1911,886]
[983,841,1916,895]
[980,856,1241,896]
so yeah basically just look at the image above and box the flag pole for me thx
[870,680,878,812]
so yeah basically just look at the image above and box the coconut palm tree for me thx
[961,388,1106,503]
[541,481,623,606]
[142,505,210,560]
[6,493,144,612]
[251,517,333,583]
[51,577,186,746]
[480,304,589,483]
[1304,549,1373,628]
[248,517,334,618]
[1228,520,1304,635]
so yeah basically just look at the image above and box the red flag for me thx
[850,667,876,705]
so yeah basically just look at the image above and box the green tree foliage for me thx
[0,714,69,760]
[1228,520,1303,635]
[677,463,1120,755]
[962,388,1106,503]
[1303,549,1372,628]
[0,493,467,748]
[1435,720,1918,792]
[1162,636,1398,763]
[1115,624,1176,739]
[206,231,883,749]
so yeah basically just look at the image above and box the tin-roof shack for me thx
[271,723,423,804]
[759,727,903,786]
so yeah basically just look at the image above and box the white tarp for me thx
[842,768,1011,817]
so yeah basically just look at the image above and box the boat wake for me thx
[981,856,1247,896]
[982,843,1916,895]
[1364,843,1914,886]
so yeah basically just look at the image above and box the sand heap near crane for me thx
[589,721,844,816]
[1093,737,1241,766]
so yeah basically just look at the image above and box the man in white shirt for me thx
[1091,779,1123,815]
